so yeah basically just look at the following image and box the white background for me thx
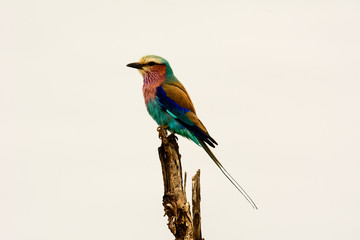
[1,1,360,239]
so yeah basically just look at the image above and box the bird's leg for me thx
[157,125,169,143]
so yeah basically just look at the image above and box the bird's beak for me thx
[126,62,143,69]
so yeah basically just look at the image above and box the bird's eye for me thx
[148,62,156,66]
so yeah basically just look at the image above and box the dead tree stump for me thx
[158,129,203,240]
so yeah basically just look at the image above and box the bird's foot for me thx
[157,125,169,143]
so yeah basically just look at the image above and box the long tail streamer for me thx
[199,141,258,209]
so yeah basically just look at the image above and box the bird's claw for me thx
[157,125,168,143]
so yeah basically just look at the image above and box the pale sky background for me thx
[1,0,360,239]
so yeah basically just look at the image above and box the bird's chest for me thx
[142,79,170,126]
[142,84,158,105]
[146,99,170,126]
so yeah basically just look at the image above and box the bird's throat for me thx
[142,70,166,104]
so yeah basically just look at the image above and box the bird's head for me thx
[126,55,173,77]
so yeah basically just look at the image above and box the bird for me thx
[127,55,257,209]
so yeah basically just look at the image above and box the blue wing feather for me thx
[156,86,190,122]
[156,86,217,147]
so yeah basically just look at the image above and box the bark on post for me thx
[157,128,203,240]
[192,170,203,240]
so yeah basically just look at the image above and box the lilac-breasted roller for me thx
[127,55,257,209]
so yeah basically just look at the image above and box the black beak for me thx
[126,62,143,69]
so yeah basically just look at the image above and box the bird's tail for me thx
[199,140,258,210]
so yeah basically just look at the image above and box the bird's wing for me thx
[162,81,196,113]
[156,82,217,147]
